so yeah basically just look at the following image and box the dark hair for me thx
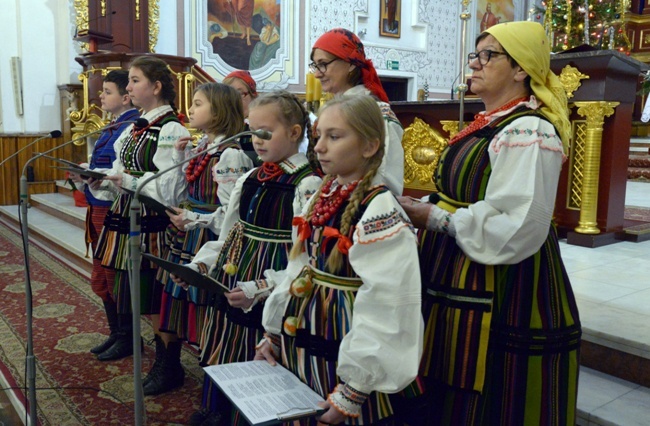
[475,32,531,90]
[103,70,130,96]
[194,82,245,137]
[129,56,178,113]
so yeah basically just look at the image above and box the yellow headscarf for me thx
[485,21,571,154]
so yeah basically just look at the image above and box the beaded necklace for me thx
[310,179,359,226]
[449,96,528,145]
[258,162,284,182]
[131,112,167,138]
[185,151,212,183]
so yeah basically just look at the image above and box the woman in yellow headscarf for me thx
[399,22,581,425]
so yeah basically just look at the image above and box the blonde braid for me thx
[325,167,379,273]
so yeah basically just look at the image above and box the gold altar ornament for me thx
[402,118,449,191]
[559,65,590,99]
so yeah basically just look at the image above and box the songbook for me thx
[53,166,107,180]
[119,187,179,216]
[40,155,81,168]
[204,361,326,425]
[41,153,107,180]
[141,253,229,296]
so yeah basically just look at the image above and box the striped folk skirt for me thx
[94,194,169,315]
[157,224,217,344]
[417,225,581,425]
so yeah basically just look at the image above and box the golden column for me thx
[573,101,619,234]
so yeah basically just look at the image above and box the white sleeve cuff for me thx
[426,204,455,235]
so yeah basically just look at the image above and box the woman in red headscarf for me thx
[310,28,404,196]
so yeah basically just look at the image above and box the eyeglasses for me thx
[467,49,508,66]
[308,58,340,74]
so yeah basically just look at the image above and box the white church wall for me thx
[0,1,77,134]
[155,0,180,55]
[308,0,462,100]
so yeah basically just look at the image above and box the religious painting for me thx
[207,0,282,71]
[476,0,515,35]
[379,0,401,38]
[192,0,299,91]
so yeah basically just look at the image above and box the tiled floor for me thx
[565,181,650,426]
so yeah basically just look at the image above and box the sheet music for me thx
[204,360,325,425]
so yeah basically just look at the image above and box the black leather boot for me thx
[96,330,133,361]
[143,334,165,387]
[90,299,119,354]
[97,313,138,361]
[142,340,185,396]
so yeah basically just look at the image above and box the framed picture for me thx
[191,0,300,91]
[476,1,515,36]
[379,0,401,38]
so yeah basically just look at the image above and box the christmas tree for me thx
[533,0,632,54]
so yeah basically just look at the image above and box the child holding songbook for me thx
[180,90,322,425]
[255,94,423,425]
[68,70,139,360]
[143,82,254,396]
[92,56,190,361]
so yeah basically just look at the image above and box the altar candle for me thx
[306,73,315,102]
[314,78,322,101]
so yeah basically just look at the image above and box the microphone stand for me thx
[128,129,268,426]
[16,119,144,425]
[457,0,472,130]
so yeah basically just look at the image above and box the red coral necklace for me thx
[449,96,528,145]
[258,162,284,182]
[185,150,212,183]
[310,179,359,226]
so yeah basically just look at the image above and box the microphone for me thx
[0,130,62,167]
[126,127,271,420]
[450,70,464,100]
[250,129,272,140]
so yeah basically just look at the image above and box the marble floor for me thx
[566,181,650,426]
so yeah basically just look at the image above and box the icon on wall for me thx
[379,0,401,38]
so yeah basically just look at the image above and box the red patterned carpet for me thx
[624,205,650,223]
[0,224,203,425]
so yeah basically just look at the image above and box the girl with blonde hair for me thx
[256,94,423,425]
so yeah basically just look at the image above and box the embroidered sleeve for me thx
[355,194,415,245]
[491,115,564,158]
[337,191,422,394]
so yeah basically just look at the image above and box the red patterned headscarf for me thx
[312,28,389,103]
[224,70,257,97]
